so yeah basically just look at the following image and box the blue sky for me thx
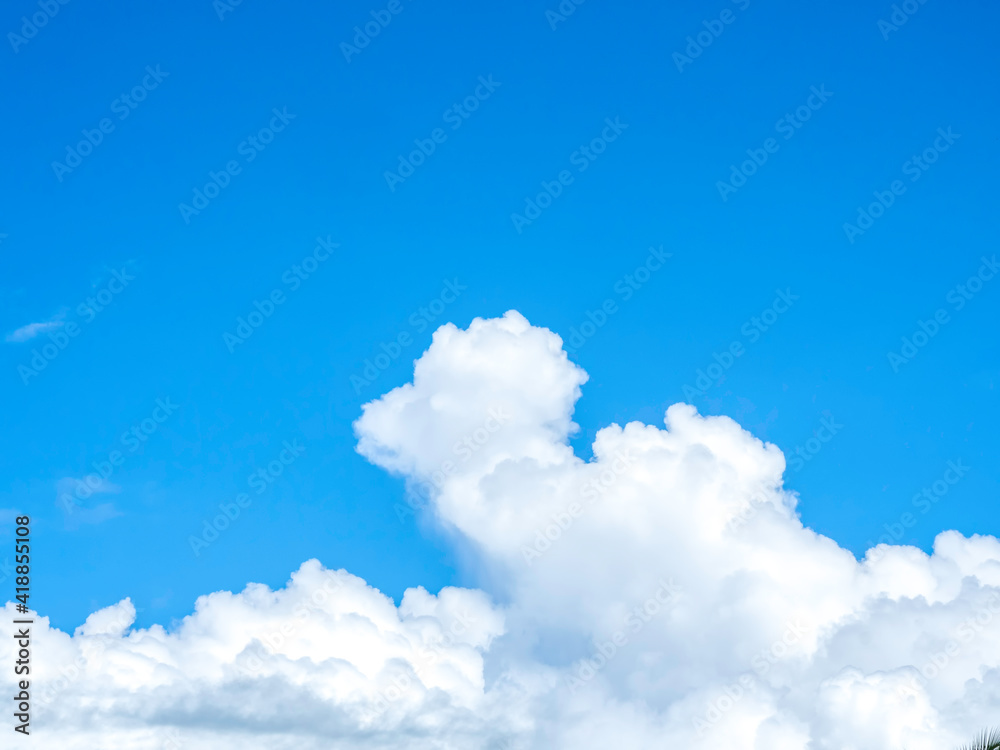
[2,0,997,634]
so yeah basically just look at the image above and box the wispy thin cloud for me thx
[56,476,123,529]
[5,318,63,343]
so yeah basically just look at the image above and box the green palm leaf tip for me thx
[958,727,1000,750]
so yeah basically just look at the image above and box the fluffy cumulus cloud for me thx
[5,563,508,749]
[7,311,1000,748]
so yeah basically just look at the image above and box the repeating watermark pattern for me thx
[726,489,772,533]
[360,608,479,722]
[693,674,757,735]
[878,0,932,40]
[350,279,466,394]
[32,598,183,749]
[52,66,169,182]
[509,117,627,233]
[692,618,809,736]
[156,730,184,750]
[787,414,843,472]
[716,85,833,201]
[564,245,671,355]
[566,579,682,693]
[395,406,511,522]
[236,571,347,677]
[35,605,135,717]
[520,449,635,564]
[178,107,296,223]
[728,412,842,529]
[58,398,180,514]
[843,127,960,243]
[748,619,810,676]
[8,0,72,53]
[340,0,409,63]
[897,591,1000,699]
[223,237,337,353]
[866,459,970,559]
[681,288,798,400]
[384,76,501,191]
[886,255,997,372]
[214,0,247,21]
[672,0,751,73]
[188,438,306,556]
[546,0,587,30]
[16,267,137,386]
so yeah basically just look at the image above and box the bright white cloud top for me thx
[7,311,1000,748]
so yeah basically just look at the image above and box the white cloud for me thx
[56,476,123,527]
[5,561,512,749]
[6,311,1000,748]
[5,319,63,343]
